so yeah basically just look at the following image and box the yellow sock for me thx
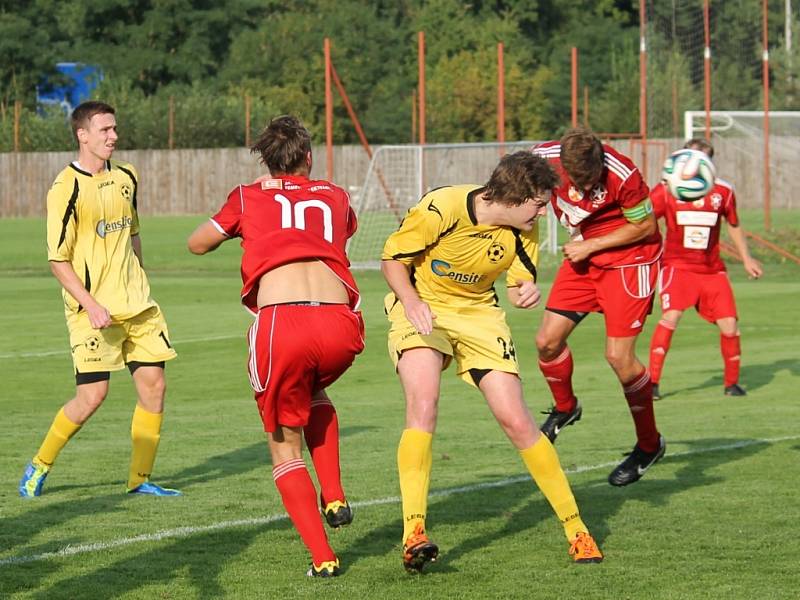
[520,434,588,542]
[397,428,433,543]
[34,408,82,467]
[128,405,163,489]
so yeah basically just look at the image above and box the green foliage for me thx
[0,1,798,149]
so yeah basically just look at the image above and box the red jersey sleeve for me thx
[616,166,650,210]
[650,182,668,219]
[211,185,244,237]
[723,186,739,227]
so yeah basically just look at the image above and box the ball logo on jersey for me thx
[85,336,101,352]
[120,183,132,201]
[487,243,506,263]
[568,186,584,202]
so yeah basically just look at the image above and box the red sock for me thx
[304,397,345,505]
[538,347,577,412]
[649,320,676,384]
[622,369,660,452]
[720,333,741,387]
[273,459,336,565]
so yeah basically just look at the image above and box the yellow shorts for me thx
[384,293,519,387]
[67,305,177,373]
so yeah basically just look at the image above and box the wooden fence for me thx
[0,139,795,218]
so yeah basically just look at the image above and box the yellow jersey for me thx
[382,185,539,308]
[46,160,156,320]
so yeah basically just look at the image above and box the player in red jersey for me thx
[532,127,665,487]
[187,115,364,578]
[649,138,762,400]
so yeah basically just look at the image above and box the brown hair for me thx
[484,151,559,206]
[684,137,714,158]
[560,127,604,188]
[71,101,115,141]
[251,115,312,175]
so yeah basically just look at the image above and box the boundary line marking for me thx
[1,434,796,567]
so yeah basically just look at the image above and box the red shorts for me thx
[546,259,658,337]
[247,303,365,432]
[658,266,737,323]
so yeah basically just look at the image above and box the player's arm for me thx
[506,229,541,309]
[563,199,656,263]
[726,223,763,279]
[381,259,435,335]
[188,220,228,254]
[49,261,112,329]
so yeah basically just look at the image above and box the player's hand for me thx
[563,239,594,263]
[403,299,436,335]
[86,302,113,329]
[743,257,763,279]
[514,280,541,309]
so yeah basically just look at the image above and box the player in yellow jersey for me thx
[19,101,180,498]
[382,152,602,572]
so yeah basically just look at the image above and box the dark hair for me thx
[484,151,559,206]
[684,137,714,158]
[560,127,604,188]
[250,115,312,175]
[71,101,115,141]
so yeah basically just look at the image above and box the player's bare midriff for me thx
[257,259,349,307]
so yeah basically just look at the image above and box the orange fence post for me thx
[418,31,426,145]
[244,94,251,148]
[639,0,648,181]
[571,47,578,127]
[762,0,771,231]
[324,38,334,181]
[13,100,21,152]
[703,0,711,140]
[168,96,175,150]
[497,42,505,147]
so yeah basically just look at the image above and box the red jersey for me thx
[532,141,661,268]
[651,179,738,274]
[211,175,360,313]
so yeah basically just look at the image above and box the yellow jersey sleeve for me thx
[382,190,459,264]
[46,174,79,262]
[505,224,540,287]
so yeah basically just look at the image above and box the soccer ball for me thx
[661,149,716,201]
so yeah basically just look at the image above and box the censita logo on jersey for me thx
[430,259,484,284]
[96,216,133,238]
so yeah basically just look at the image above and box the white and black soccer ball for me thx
[661,148,716,201]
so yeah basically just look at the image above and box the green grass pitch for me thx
[1,215,798,599]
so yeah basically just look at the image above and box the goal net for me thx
[348,142,559,268]
[684,111,800,209]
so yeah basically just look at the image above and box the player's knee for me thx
[604,348,632,373]
[535,332,560,358]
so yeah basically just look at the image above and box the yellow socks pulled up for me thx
[520,434,588,541]
[397,428,433,543]
[128,405,163,490]
[34,408,82,467]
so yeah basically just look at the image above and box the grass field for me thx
[1,214,799,599]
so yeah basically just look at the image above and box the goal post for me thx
[347,142,559,269]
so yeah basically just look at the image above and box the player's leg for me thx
[303,305,364,529]
[269,425,340,577]
[396,347,443,572]
[126,363,180,496]
[699,273,744,395]
[649,310,682,400]
[477,370,602,562]
[536,261,597,442]
[536,310,584,441]
[304,389,351,528]
[605,334,666,486]
[717,317,745,395]
[19,376,109,498]
[123,306,180,496]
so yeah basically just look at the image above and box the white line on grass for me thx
[0,334,242,360]
[1,434,796,567]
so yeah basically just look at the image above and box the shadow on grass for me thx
[342,435,771,575]
[660,358,800,397]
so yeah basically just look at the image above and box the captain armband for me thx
[622,198,653,223]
